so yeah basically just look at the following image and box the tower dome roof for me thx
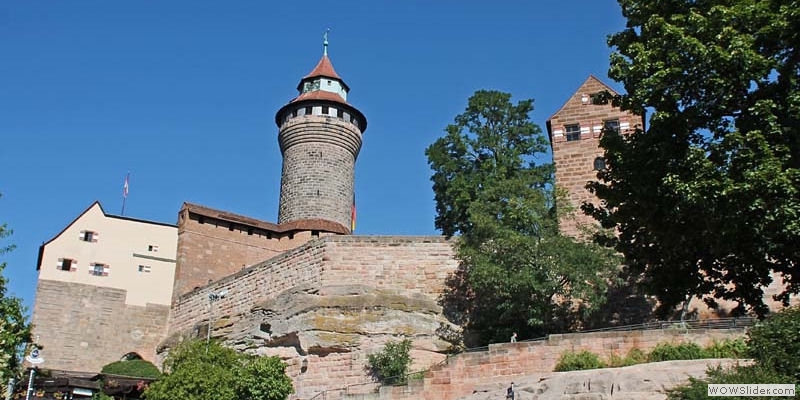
[296,54,350,93]
[304,55,341,80]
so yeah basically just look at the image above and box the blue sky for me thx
[1,1,626,311]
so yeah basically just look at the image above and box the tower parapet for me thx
[274,41,366,231]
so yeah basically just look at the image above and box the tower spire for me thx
[323,28,330,56]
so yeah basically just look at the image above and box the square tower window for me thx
[90,263,108,276]
[603,119,620,134]
[565,124,581,141]
[322,106,329,115]
[81,231,96,242]
[148,245,159,252]
[58,258,75,272]
[305,106,313,115]
[337,109,344,118]
[138,265,151,273]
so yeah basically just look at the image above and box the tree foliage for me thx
[366,339,412,385]
[0,194,31,384]
[427,90,619,344]
[668,306,800,399]
[587,0,800,316]
[747,305,800,380]
[144,340,293,400]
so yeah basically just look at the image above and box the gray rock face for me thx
[464,359,744,400]
[222,284,454,358]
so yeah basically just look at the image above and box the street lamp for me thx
[206,290,227,351]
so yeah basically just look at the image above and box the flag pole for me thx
[121,172,130,216]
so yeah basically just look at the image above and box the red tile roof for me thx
[304,55,341,80]
[181,202,350,234]
[291,90,347,104]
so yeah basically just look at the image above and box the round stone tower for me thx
[274,39,367,232]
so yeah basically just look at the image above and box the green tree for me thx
[366,339,412,385]
[144,340,293,400]
[0,195,32,384]
[427,90,619,344]
[586,0,800,317]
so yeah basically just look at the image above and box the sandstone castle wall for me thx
[33,280,169,372]
[340,328,745,400]
[168,235,457,337]
[166,236,457,399]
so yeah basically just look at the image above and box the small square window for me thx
[305,106,313,115]
[603,119,620,134]
[321,106,329,115]
[148,245,159,252]
[90,263,108,276]
[337,109,344,118]
[58,258,74,272]
[138,265,151,273]
[565,124,581,142]
[311,230,320,237]
[82,231,96,242]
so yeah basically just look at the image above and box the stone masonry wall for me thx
[549,77,643,238]
[335,328,745,400]
[168,238,327,335]
[277,116,363,229]
[173,211,319,300]
[32,280,169,372]
[168,236,456,337]
[165,236,458,399]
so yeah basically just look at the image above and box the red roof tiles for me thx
[291,90,347,104]
[304,55,341,80]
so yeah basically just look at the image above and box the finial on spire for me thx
[323,27,330,56]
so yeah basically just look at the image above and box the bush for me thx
[747,306,800,380]
[648,342,706,362]
[366,339,413,385]
[101,359,161,379]
[668,364,795,400]
[704,338,747,359]
[554,350,606,372]
[607,348,648,367]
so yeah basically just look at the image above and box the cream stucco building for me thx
[32,201,177,372]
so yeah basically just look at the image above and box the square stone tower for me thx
[546,76,643,237]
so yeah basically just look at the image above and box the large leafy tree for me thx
[0,194,31,384]
[145,340,293,400]
[427,90,619,344]
[586,0,800,317]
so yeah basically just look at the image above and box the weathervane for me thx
[323,27,331,56]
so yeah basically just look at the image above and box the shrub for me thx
[667,364,795,400]
[101,359,161,379]
[648,342,706,362]
[607,348,648,367]
[704,338,747,359]
[366,339,413,385]
[554,350,606,372]
[747,306,800,380]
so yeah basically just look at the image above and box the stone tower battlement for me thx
[274,47,367,230]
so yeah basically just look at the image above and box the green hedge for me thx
[554,350,606,372]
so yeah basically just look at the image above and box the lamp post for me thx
[205,290,227,352]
